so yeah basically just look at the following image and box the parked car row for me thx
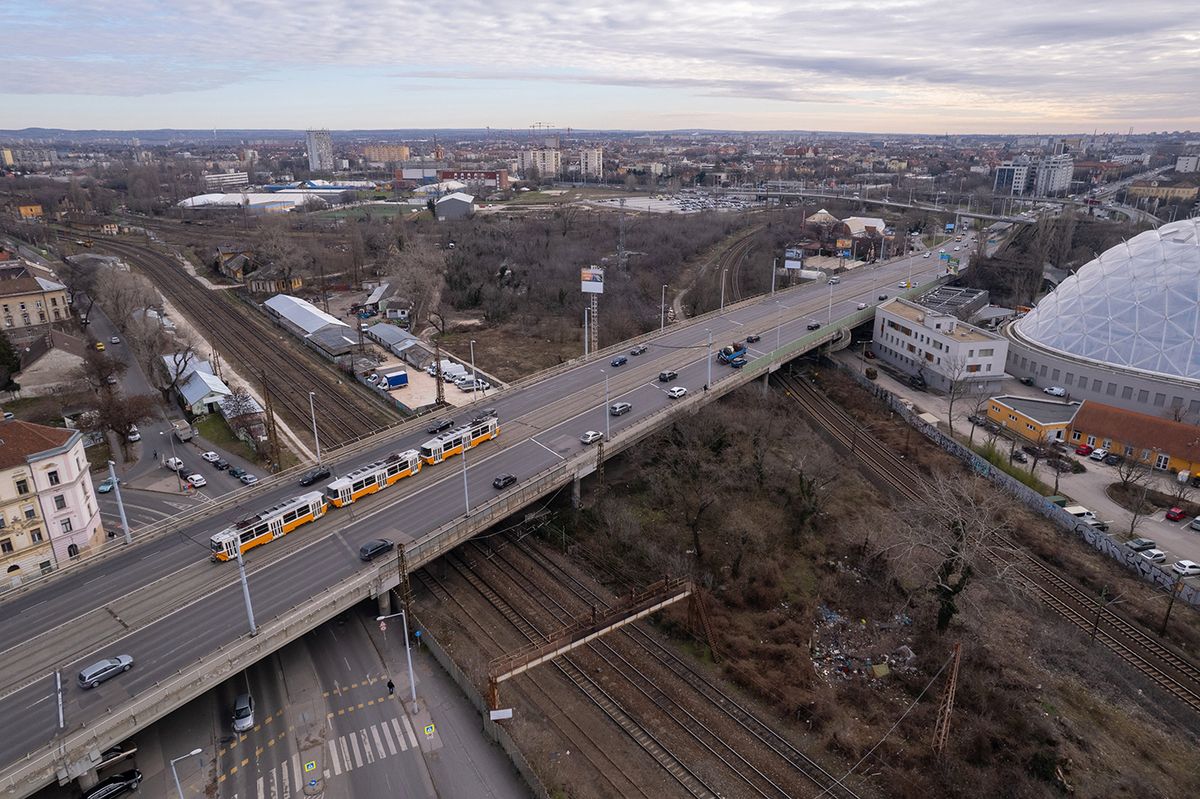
[1125,537,1200,577]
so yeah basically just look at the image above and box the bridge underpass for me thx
[0,247,956,798]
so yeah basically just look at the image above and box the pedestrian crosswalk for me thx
[249,714,420,798]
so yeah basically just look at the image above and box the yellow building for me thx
[0,149,12,167]
[0,263,71,331]
[363,144,410,162]
[985,395,1080,443]
[1126,179,1199,201]
[1070,401,1200,474]
[17,204,43,220]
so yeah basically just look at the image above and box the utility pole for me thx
[589,293,599,355]
[617,198,628,272]
[259,372,282,473]
[931,641,961,756]
[432,336,445,406]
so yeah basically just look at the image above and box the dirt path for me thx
[670,224,760,322]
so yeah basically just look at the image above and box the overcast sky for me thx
[4,1,1197,134]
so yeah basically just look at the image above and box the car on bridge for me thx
[611,355,628,367]
[746,334,761,343]
[630,344,648,355]
[426,418,455,434]
[580,430,604,445]
[358,538,395,561]
[658,370,678,382]
[807,321,821,330]
[492,473,517,489]
[299,466,331,487]
[78,655,134,689]
[610,402,632,416]
[666,386,688,399]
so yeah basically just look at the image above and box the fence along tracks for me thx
[776,371,1200,715]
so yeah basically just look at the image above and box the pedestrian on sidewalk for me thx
[387,679,395,696]
[153,449,158,460]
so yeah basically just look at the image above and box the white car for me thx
[201,451,220,463]
[666,386,688,399]
[109,336,120,344]
[1088,448,1109,461]
[923,252,931,258]
[857,302,868,310]
[1140,548,1167,564]
[186,474,207,488]
[1043,386,1067,397]
[126,425,141,442]
[580,430,603,445]
[1172,560,1200,577]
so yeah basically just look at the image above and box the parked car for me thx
[126,425,141,442]
[1190,517,1200,532]
[1075,444,1094,456]
[240,473,259,485]
[580,430,603,445]
[201,451,220,463]
[610,402,632,416]
[78,655,134,689]
[492,473,517,489]
[1010,450,1028,464]
[299,466,331,487]
[745,334,761,343]
[1088,448,1109,461]
[630,344,648,355]
[105,375,118,385]
[1018,376,1035,386]
[1043,386,1067,397]
[358,538,395,561]
[611,355,628,367]
[228,466,247,479]
[94,341,106,351]
[186,474,207,488]
[97,477,119,494]
[214,459,230,471]
[658,370,678,382]
[109,336,121,345]
[165,457,185,472]
[1102,453,1122,466]
[81,769,142,799]
[967,414,986,426]
[1172,560,1200,577]
[1140,548,1167,564]
[666,386,688,399]
[426,418,454,434]
[366,373,381,384]
[1165,507,1186,521]
[1124,538,1157,552]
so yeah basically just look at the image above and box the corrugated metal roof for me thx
[264,295,348,335]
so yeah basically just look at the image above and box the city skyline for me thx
[4,0,1198,134]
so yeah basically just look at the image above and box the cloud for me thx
[1,0,1197,129]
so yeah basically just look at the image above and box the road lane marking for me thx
[349,731,363,768]
[371,724,387,759]
[327,739,341,775]
[291,753,300,787]
[381,721,397,755]
[402,716,418,748]
[339,737,351,771]
[390,718,408,750]
[530,438,566,461]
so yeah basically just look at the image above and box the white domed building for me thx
[1006,217,1200,417]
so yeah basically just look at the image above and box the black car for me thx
[492,473,517,489]
[611,355,628,367]
[746,334,761,343]
[299,466,331,487]
[658,370,678,382]
[426,418,454,434]
[214,459,231,471]
[228,466,247,479]
[359,538,395,561]
[630,344,648,356]
[806,321,822,330]
[1103,453,1123,466]
[878,293,889,301]
[1010,450,1028,463]
[967,414,985,426]
[81,769,142,799]
[729,357,748,368]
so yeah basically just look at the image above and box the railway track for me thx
[496,533,866,799]
[725,225,761,303]
[84,235,394,447]
[413,568,656,799]
[775,371,1200,715]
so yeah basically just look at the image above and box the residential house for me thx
[872,298,1008,392]
[985,395,1080,443]
[17,205,43,220]
[0,261,70,338]
[1069,401,1200,474]
[14,330,89,396]
[179,369,232,415]
[247,265,303,295]
[0,420,103,586]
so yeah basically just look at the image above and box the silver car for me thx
[78,655,134,689]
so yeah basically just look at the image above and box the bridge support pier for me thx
[76,768,98,791]
[571,475,582,509]
[377,590,392,617]
[760,371,770,396]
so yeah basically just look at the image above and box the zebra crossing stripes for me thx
[322,714,420,780]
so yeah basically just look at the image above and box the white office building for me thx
[580,148,604,178]
[305,129,335,172]
[1177,155,1199,174]
[518,149,561,179]
[872,298,1009,392]
[202,171,250,189]
[1032,154,1074,196]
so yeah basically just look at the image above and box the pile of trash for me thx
[810,604,918,681]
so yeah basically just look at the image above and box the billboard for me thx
[836,238,853,249]
[945,223,955,232]
[784,246,805,270]
[581,267,604,294]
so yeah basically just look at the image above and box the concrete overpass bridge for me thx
[0,247,958,797]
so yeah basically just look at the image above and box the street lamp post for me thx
[719,268,727,312]
[770,257,777,295]
[469,339,483,395]
[600,369,611,440]
[158,427,182,492]
[705,330,712,390]
[460,436,470,516]
[235,547,257,636]
[775,301,784,351]
[107,460,132,545]
[377,609,420,714]
[660,284,667,331]
[827,282,834,324]
[307,391,322,466]
[169,748,203,799]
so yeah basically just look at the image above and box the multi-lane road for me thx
[0,241,960,794]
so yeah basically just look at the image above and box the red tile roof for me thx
[0,420,74,469]
[1072,401,1200,462]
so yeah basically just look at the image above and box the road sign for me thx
[489,709,514,721]
[304,761,316,773]
[424,724,435,736]
[940,253,950,260]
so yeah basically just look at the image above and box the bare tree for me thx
[965,392,991,445]
[222,384,261,440]
[154,343,200,398]
[892,473,1013,631]
[77,391,158,461]
[386,246,445,329]
[1161,472,1195,507]
[73,350,128,393]
[92,267,161,332]
[942,355,976,433]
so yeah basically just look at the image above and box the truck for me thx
[717,342,747,364]
[383,370,408,390]
[171,419,195,442]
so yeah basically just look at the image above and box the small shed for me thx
[434,192,475,221]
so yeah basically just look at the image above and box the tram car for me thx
[419,417,500,465]
[210,491,328,562]
[324,449,422,508]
